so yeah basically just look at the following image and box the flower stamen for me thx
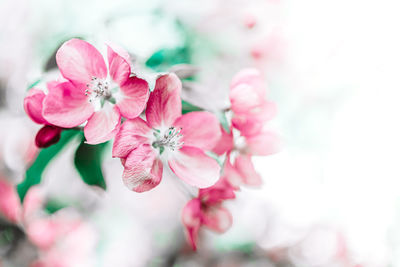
[152,127,184,153]
[85,77,111,103]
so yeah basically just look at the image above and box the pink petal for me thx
[202,205,232,233]
[112,117,152,159]
[56,39,107,85]
[116,76,149,119]
[230,83,265,115]
[234,154,262,186]
[246,131,281,156]
[35,125,62,148]
[43,82,94,128]
[27,218,58,249]
[22,187,44,222]
[146,73,182,128]
[107,44,131,85]
[232,114,264,137]
[0,179,21,223]
[222,157,242,189]
[84,105,121,144]
[122,144,163,192]
[182,198,202,251]
[212,126,234,156]
[230,68,264,98]
[24,89,47,124]
[168,146,220,188]
[173,112,221,151]
[199,177,236,205]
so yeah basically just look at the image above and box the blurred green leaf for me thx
[44,198,68,214]
[145,47,191,72]
[74,139,108,190]
[181,100,202,114]
[27,79,41,91]
[17,129,79,202]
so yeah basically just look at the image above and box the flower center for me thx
[152,127,184,154]
[85,77,111,103]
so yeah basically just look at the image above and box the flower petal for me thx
[202,205,232,233]
[22,186,44,222]
[222,157,242,189]
[107,44,131,85]
[234,154,262,186]
[43,82,94,128]
[56,39,107,85]
[212,126,234,156]
[173,112,221,151]
[0,179,21,223]
[112,118,152,159]
[182,198,202,251]
[146,73,182,128]
[168,146,220,188]
[230,68,264,98]
[26,218,59,249]
[230,83,265,114]
[199,177,236,205]
[122,144,163,192]
[116,76,149,119]
[24,89,47,124]
[35,125,62,148]
[84,105,121,144]
[246,131,281,156]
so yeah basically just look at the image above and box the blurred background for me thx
[1,0,400,266]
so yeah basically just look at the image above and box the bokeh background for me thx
[1,0,400,266]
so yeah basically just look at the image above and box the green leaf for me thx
[181,100,202,114]
[74,139,108,190]
[17,129,80,202]
[145,47,191,71]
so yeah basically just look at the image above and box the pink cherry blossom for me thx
[112,73,221,192]
[211,68,281,187]
[42,39,149,144]
[182,177,235,250]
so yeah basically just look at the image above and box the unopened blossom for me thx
[42,39,149,144]
[182,177,235,250]
[112,73,221,192]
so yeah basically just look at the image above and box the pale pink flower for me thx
[42,39,149,144]
[112,73,221,192]
[211,68,280,186]
[182,177,235,250]
[29,213,97,267]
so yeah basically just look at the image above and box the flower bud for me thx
[35,126,62,148]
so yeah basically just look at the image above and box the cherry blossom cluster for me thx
[23,39,279,249]
[182,69,280,250]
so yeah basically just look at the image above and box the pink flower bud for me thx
[35,126,62,148]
